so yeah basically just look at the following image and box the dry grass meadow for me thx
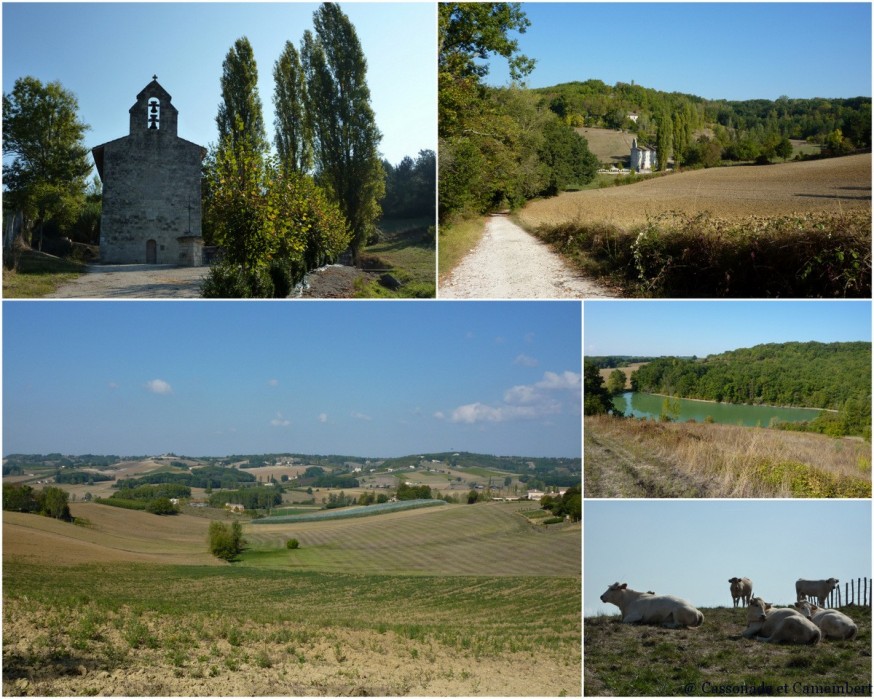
[584,416,871,498]
[519,153,871,230]
[3,500,581,696]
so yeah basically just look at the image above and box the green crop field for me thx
[3,500,580,696]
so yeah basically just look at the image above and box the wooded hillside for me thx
[537,79,872,167]
[631,341,871,410]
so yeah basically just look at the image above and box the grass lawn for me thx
[355,216,435,298]
[2,249,86,298]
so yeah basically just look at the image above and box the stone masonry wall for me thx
[100,129,203,265]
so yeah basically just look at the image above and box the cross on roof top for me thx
[153,74,158,81]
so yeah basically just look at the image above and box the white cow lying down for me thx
[793,602,858,640]
[600,582,704,628]
[743,597,820,645]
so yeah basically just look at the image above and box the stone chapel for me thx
[92,77,206,265]
[629,138,657,173]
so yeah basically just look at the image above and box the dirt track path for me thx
[45,264,207,298]
[438,215,615,299]
[584,428,710,498]
[44,263,373,299]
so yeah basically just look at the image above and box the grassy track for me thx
[356,217,435,297]
[437,215,487,279]
[584,606,871,696]
[584,416,871,498]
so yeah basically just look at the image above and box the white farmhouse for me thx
[630,138,657,172]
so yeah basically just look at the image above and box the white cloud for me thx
[145,379,172,394]
[318,413,328,423]
[536,371,581,391]
[450,402,555,424]
[504,384,538,404]
[433,411,445,420]
[446,370,580,424]
[514,353,539,367]
[108,382,119,390]
[267,378,279,387]
[351,411,372,421]
[270,412,291,427]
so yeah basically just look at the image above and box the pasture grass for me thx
[2,249,86,298]
[584,606,871,696]
[356,217,435,298]
[437,214,486,279]
[532,209,871,297]
[584,416,870,498]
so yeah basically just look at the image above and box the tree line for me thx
[438,3,599,221]
[202,3,384,296]
[115,465,256,491]
[630,342,871,411]
[3,484,71,521]
[540,79,872,169]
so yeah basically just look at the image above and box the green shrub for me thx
[201,262,274,299]
[286,538,300,550]
[208,520,244,561]
[145,498,179,515]
[268,259,293,298]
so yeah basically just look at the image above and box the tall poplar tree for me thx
[273,40,312,174]
[655,112,672,172]
[302,3,384,263]
[216,37,267,154]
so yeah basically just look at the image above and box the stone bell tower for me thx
[92,76,206,265]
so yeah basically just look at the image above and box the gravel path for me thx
[45,264,208,298]
[44,263,376,299]
[438,214,615,299]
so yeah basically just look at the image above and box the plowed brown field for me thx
[519,153,871,229]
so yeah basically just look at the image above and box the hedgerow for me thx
[534,209,870,297]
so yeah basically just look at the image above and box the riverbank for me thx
[642,392,833,413]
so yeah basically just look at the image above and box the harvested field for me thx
[575,127,635,165]
[519,153,871,229]
[3,501,580,696]
[3,506,219,566]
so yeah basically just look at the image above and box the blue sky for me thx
[2,2,436,166]
[484,3,872,100]
[3,300,582,458]
[584,300,872,357]
[585,500,872,616]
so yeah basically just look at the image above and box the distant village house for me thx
[630,138,657,172]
